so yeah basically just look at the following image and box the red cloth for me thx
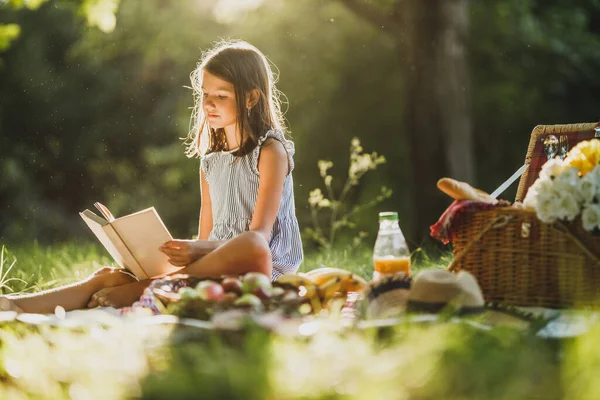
[522,128,598,200]
[430,200,510,244]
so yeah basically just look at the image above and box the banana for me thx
[305,267,353,286]
[305,267,368,294]
[342,275,368,293]
[305,267,341,277]
[318,276,346,303]
[275,274,319,300]
[276,274,315,287]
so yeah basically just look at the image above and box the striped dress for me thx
[200,128,303,279]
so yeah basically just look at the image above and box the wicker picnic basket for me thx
[448,122,600,309]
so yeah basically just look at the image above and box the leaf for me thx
[81,0,120,33]
[0,24,21,52]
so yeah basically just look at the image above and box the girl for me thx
[0,40,303,313]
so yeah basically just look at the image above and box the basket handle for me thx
[447,215,513,272]
[552,222,600,266]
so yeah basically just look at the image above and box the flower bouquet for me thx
[523,139,600,231]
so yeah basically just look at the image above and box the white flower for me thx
[318,160,333,178]
[589,164,600,183]
[581,204,600,231]
[308,188,332,209]
[532,176,554,193]
[535,193,561,224]
[308,189,324,207]
[555,191,580,221]
[540,158,566,180]
[318,198,331,208]
[589,165,600,202]
[555,166,580,186]
[578,173,597,205]
[523,191,538,209]
[524,176,553,208]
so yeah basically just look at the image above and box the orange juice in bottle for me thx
[373,256,411,277]
[372,212,411,281]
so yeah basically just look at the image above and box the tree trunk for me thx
[400,0,474,240]
[339,0,474,240]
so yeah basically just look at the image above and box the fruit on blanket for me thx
[281,289,299,302]
[234,293,262,307]
[305,267,368,293]
[275,274,313,286]
[195,280,224,301]
[178,287,198,300]
[220,292,239,303]
[305,267,353,285]
[253,287,272,301]
[319,277,345,302]
[271,286,285,297]
[161,275,332,322]
[221,277,243,295]
[242,272,272,294]
[344,275,368,292]
[275,274,319,298]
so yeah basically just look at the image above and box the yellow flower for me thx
[564,139,600,175]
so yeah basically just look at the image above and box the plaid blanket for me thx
[430,199,511,244]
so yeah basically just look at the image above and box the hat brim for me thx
[406,299,485,316]
[358,303,549,333]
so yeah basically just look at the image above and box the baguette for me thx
[437,178,497,204]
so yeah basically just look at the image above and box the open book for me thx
[80,202,182,279]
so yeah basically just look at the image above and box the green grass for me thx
[0,242,113,295]
[0,242,598,400]
[301,243,453,278]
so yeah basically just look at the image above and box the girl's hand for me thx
[159,239,212,267]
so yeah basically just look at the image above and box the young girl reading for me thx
[0,40,303,313]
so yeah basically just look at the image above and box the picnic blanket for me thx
[430,199,511,244]
[0,304,596,339]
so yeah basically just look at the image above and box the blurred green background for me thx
[1,0,600,251]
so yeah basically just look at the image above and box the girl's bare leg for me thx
[0,267,136,314]
[182,231,272,278]
[0,232,271,313]
[86,233,272,308]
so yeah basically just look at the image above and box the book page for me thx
[111,207,182,278]
[94,202,115,222]
[80,210,145,278]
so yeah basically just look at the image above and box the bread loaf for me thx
[437,178,496,204]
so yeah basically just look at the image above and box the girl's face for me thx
[201,71,238,130]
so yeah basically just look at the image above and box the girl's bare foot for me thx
[91,267,138,288]
[87,280,150,308]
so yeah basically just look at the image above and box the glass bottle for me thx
[372,211,411,281]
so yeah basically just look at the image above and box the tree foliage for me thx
[1,0,600,247]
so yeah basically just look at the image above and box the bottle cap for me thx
[379,211,399,221]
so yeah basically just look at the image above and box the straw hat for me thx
[407,269,484,314]
[361,269,540,331]
[362,269,484,319]
[362,273,411,319]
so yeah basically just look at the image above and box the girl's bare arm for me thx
[199,168,213,240]
[248,138,289,241]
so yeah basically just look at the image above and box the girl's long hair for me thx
[185,40,287,158]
